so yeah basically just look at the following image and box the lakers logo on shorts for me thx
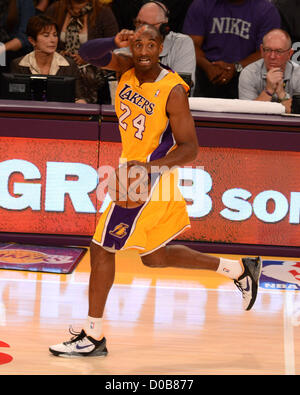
[109,223,129,239]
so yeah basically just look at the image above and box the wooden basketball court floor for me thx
[1,248,300,375]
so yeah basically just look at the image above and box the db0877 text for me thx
[149,379,193,390]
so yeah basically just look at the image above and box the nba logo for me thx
[0,42,6,67]
[260,260,300,290]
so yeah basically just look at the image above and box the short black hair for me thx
[26,14,58,40]
[135,23,164,43]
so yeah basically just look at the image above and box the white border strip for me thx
[0,276,295,295]
[283,291,296,375]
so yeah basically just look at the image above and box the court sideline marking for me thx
[0,275,291,294]
[283,291,296,375]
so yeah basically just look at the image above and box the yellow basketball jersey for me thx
[115,67,189,163]
[92,67,191,255]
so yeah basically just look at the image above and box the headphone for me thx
[142,1,170,37]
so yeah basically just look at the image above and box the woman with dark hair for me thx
[0,0,35,70]
[45,0,119,103]
[10,14,86,103]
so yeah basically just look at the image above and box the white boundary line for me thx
[0,276,295,295]
[283,291,296,375]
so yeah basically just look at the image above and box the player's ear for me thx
[159,42,163,55]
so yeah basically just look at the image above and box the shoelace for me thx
[63,326,85,345]
[234,280,246,298]
[68,326,81,337]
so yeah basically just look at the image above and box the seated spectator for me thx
[45,0,119,103]
[10,14,86,103]
[114,1,196,92]
[238,29,300,113]
[272,0,300,64]
[0,0,36,72]
[182,0,281,99]
[111,0,193,33]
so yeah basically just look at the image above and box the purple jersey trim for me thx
[148,122,175,162]
[103,204,144,249]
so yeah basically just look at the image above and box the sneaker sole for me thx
[49,347,108,358]
[246,256,262,311]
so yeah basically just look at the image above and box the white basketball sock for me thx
[216,258,244,280]
[84,316,103,340]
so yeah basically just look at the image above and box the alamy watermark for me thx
[292,41,300,65]
[96,163,205,204]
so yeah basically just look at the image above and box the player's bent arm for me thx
[167,84,198,164]
[146,84,198,170]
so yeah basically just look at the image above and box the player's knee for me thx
[141,253,167,268]
[90,242,113,269]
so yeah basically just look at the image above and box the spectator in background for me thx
[272,0,300,64]
[10,14,86,103]
[10,15,86,103]
[111,0,193,33]
[183,0,281,99]
[115,1,196,92]
[45,0,119,103]
[0,0,35,71]
[238,29,300,113]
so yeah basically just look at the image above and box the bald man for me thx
[239,28,300,113]
[115,1,196,92]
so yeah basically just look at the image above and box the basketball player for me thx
[49,25,262,357]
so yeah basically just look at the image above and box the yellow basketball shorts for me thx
[92,170,190,256]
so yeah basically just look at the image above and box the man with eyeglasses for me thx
[114,1,196,92]
[239,29,300,113]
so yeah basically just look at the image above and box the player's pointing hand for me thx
[115,29,135,48]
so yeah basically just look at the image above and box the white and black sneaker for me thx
[49,328,108,357]
[234,256,262,311]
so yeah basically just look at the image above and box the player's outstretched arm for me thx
[78,30,135,74]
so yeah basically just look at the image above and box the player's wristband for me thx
[78,37,118,67]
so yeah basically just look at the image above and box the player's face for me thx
[130,29,163,72]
